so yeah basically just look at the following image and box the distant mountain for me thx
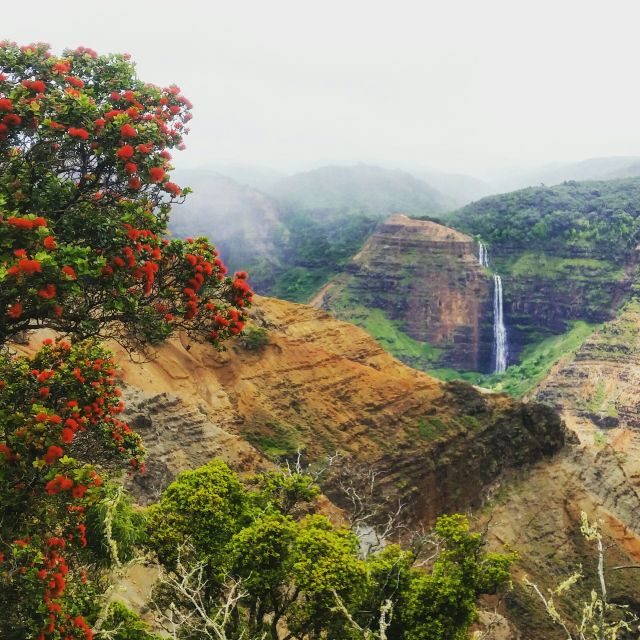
[418,170,494,207]
[197,164,285,191]
[168,169,378,298]
[169,169,285,274]
[266,164,450,217]
[500,156,640,190]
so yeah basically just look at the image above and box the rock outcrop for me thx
[317,214,494,371]
[474,301,640,638]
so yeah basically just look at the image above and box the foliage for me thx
[267,164,448,218]
[265,211,378,302]
[238,326,269,350]
[428,320,597,397]
[147,462,514,640]
[486,320,597,397]
[0,339,146,639]
[99,602,162,640]
[326,299,443,370]
[450,178,640,261]
[146,460,248,574]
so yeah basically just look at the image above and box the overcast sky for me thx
[5,0,640,177]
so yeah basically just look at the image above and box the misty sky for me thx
[5,0,640,177]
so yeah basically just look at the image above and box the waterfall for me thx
[479,241,509,372]
[478,241,489,267]
[493,274,508,373]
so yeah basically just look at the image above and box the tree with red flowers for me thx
[0,41,252,639]
[0,41,252,350]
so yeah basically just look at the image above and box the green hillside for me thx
[267,164,451,217]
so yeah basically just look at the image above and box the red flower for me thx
[43,236,57,250]
[3,113,21,126]
[52,60,71,74]
[71,484,88,499]
[18,259,42,275]
[94,117,106,129]
[65,75,84,89]
[120,123,136,138]
[149,167,165,183]
[61,266,77,279]
[44,445,64,465]
[60,428,74,444]
[46,475,74,494]
[0,444,12,462]
[105,109,123,119]
[0,97,13,111]
[38,284,57,299]
[124,162,137,174]
[116,144,134,160]
[136,143,152,154]
[128,176,141,190]
[68,127,89,140]
[22,79,46,93]
[164,181,182,196]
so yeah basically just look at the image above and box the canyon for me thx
[110,296,563,521]
[87,293,640,639]
[58,178,640,637]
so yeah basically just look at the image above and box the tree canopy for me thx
[0,40,252,351]
[147,460,514,640]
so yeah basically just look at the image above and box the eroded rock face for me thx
[475,302,640,638]
[319,214,494,371]
[122,387,267,504]
[111,296,565,524]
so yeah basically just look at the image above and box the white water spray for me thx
[478,241,489,267]
[493,274,508,373]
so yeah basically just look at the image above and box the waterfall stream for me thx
[493,274,508,373]
[477,242,509,373]
[478,241,489,267]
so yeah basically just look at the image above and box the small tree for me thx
[0,41,252,350]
